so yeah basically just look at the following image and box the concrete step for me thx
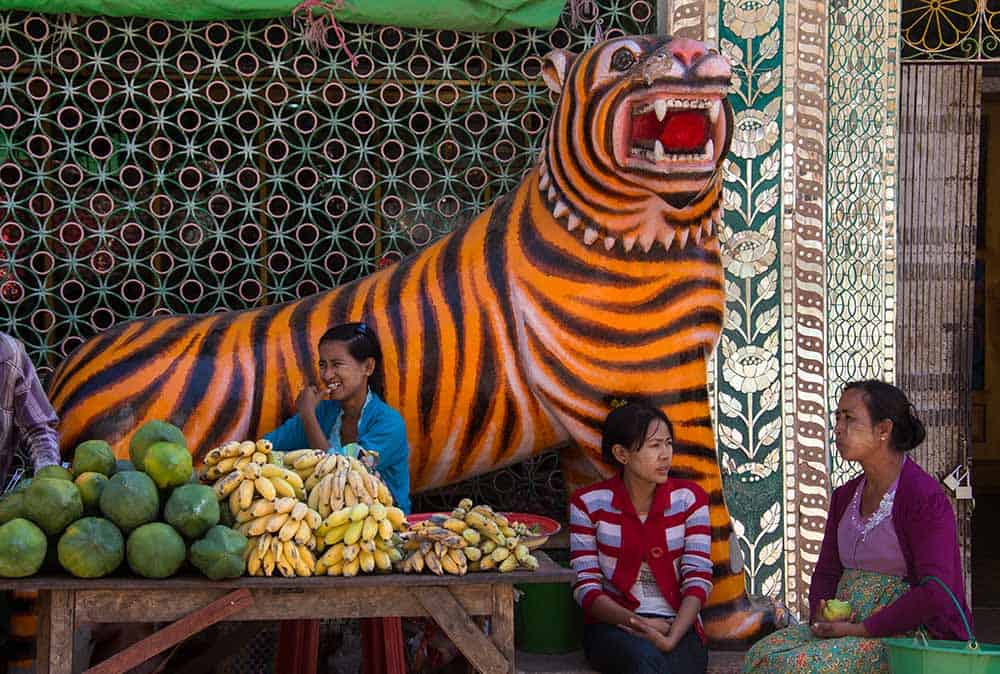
[516,649,746,673]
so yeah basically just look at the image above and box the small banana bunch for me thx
[201,439,307,514]
[313,502,408,576]
[238,498,324,577]
[245,530,320,578]
[285,451,394,518]
[400,499,539,575]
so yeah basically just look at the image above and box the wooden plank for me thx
[0,553,573,592]
[74,584,495,622]
[82,588,253,674]
[412,586,511,674]
[36,589,75,674]
[492,584,516,674]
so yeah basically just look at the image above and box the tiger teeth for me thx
[603,236,616,251]
[553,200,569,219]
[547,186,557,202]
[709,100,721,124]
[654,140,666,162]
[704,139,715,159]
[583,228,599,245]
[622,234,637,252]
[657,227,675,250]
[676,226,690,249]
[566,213,581,231]
[654,99,667,122]
[691,224,702,245]
[539,171,550,191]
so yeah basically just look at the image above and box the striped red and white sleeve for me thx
[679,485,713,604]
[569,493,607,611]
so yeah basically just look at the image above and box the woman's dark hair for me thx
[600,397,674,466]
[842,379,926,452]
[318,322,385,397]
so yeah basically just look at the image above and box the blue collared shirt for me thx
[264,392,411,513]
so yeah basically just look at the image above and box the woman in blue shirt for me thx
[265,322,411,513]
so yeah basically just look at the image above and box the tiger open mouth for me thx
[629,97,721,163]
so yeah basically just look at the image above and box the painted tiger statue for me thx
[49,35,776,646]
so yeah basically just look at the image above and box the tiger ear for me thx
[541,49,577,94]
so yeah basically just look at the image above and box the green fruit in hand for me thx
[822,599,852,621]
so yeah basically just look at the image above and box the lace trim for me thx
[849,479,897,539]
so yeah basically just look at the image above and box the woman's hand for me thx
[810,612,868,639]
[622,616,680,652]
[296,385,323,418]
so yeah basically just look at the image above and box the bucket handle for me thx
[918,575,977,650]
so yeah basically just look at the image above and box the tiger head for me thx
[540,35,733,254]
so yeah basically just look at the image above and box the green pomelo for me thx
[57,517,124,578]
[164,484,219,539]
[189,525,247,580]
[0,518,47,577]
[72,440,117,477]
[75,472,109,513]
[129,420,186,472]
[99,471,159,532]
[127,522,186,578]
[143,441,193,490]
[35,465,73,481]
[23,477,83,535]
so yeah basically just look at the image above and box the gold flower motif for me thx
[731,109,779,159]
[723,0,781,39]
[721,229,777,278]
[723,345,779,394]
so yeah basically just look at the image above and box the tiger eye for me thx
[610,48,636,72]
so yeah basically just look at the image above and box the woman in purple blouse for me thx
[743,380,971,673]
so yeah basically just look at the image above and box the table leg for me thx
[361,617,406,674]
[276,619,320,674]
[36,589,75,674]
[411,586,510,674]
[492,585,516,674]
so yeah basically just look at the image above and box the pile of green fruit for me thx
[0,420,246,581]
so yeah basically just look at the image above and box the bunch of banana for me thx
[312,501,408,576]
[200,439,307,517]
[289,452,395,519]
[244,531,320,578]
[400,498,539,575]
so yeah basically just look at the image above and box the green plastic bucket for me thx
[515,549,583,654]
[885,576,1000,674]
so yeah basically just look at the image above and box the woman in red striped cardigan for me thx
[570,399,711,674]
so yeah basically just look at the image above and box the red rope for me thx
[292,0,358,66]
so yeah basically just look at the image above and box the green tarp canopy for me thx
[0,0,568,30]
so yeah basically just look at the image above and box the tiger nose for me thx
[668,38,707,67]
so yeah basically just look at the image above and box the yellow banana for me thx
[304,509,322,530]
[362,516,378,542]
[344,519,364,545]
[250,498,276,518]
[458,498,473,511]
[373,549,392,571]
[462,528,481,545]
[294,519,313,545]
[235,456,252,471]
[254,476,276,501]
[266,512,291,533]
[441,554,460,575]
[478,555,496,571]
[256,438,273,454]
[463,546,482,562]
[376,481,393,506]
[237,478,255,510]
[343,485,358,507]
[342,543,360,562]
[385,507,406,529]
[228,488,242,518]
[271,477,295,499]
[263,548,276,576]
[241,462,262,480]
[514,544,530,563]
[213,471,244,499]
[281,469,305,490]
[319,543,345,567]
[204,447,224,466]
[369,502,387,522]
[424,551,443,576]
[442,518,466,533]
[410,550,425,573]
[378,519,393,541]
[342,557,360,577]
[294,451,323,470]
[247,547,263,576]
[349,503,369,522]
[499,555,519,573]
[246,516,270,538]
[324,522,350,545]
[323,507,352,529]
[326,562,344,576]
[521,554,539,570]
[239,440,257,457]
[252,451,268,465]
[274,497,297,514]
[278,516,300,541]
[307,482,321,511]
[261,464,284,478]
[359,550,375,573]
[282,449,313,465]
[304,473,322,493]
[492,547,510,563]
[290,502,308,521]
[217,456,239,473]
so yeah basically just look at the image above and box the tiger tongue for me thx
[659,110,709,153]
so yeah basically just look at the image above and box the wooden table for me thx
[0,551,574,674]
